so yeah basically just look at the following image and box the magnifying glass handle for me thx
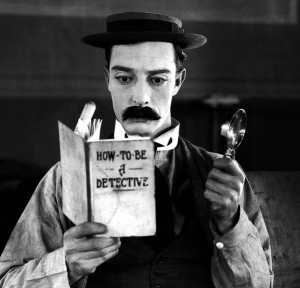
[224,148,236,160]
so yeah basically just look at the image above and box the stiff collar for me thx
[113,118,180,151]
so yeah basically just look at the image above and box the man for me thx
[0,12,273,287]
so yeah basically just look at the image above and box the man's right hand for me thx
[63,222,121,285]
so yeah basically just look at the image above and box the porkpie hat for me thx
[81,12,207,50]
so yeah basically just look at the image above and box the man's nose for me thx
[132,80,151,105]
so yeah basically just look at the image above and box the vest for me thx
[86,138,214,288]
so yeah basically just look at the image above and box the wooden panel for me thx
[0,0,297,24]
[246,171,300,287]
[1,15,300,100]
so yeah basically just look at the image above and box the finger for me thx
[204,189,227,206]
[66,237,120,254]
[204,189,234,215]
[78,249,120,273]
[206,178,238,197]
[70,241,121,260]
[205,178,241,206]
[204,188,239,220]
[208,167,236,185]
[206,173,242,194]
[65,222,107,239]
[213,158,244,177]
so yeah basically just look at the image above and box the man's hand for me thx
[63,222,121,285]
[204,157,245,234]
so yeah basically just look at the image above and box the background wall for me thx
[0,1,300,281]
[1,2,300,176]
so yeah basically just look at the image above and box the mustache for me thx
[122,106,161,121]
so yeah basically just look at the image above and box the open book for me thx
[58,116,156,237]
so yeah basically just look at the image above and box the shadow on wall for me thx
[0,159,43,250]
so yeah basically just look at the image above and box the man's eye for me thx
[116,76,132,84]
[150,77,166,86]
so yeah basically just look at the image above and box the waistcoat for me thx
[86,138,214,288]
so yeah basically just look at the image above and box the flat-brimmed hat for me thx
[81,12,207,50]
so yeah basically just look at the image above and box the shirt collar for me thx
[113,118,180,151]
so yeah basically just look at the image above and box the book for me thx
[58,121,156,237]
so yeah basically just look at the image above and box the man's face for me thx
[105,42,184,137]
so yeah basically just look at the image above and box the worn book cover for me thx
[58,121,156,237]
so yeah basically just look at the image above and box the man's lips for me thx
[126,117,156,122]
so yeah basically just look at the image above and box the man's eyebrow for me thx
[110,65,171,75]
[147,69,171,75]
[111,65,133,72]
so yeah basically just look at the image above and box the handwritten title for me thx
[95,149,149,190]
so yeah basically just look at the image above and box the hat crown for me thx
[106,12,183,34]
[107,12,182,28]
[81,11,207,50]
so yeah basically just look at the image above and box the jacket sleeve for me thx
[0,164,86,288]
[210,177,274,287]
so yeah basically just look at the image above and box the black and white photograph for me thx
[0,1,299,287]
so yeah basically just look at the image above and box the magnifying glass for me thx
[221,109,247,159]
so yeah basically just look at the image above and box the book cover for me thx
[58,121,156,237]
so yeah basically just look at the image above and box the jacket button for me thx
[153,269,162,277]
[216,242,224,249]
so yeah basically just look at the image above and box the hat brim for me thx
[81,32,207,50]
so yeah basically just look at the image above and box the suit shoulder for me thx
[179,137,213,161]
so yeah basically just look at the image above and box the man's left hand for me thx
[204,157,245,234]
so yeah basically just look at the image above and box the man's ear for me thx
[173,68,186,96]
[103,66,109,86]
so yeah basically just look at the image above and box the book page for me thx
[59,122,89,224]
[89,139,156,237]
